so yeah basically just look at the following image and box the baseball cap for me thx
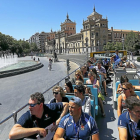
[70,97,82,106]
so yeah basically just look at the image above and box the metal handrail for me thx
[0,65,81,125]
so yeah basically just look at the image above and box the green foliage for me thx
[103,42,123,51]
[124,31,139,51]
[0,32,36,56]
[137,56,140,62]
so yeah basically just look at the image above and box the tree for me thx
[124,31,139,51]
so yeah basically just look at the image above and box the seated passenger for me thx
[86,71,105,117]
[53,97,99,140]
[49,86,69,103]
[118,96,140,140]
[80,65,88,77]
[87,60,94,71]
[85,85,93,99]
[71,70,84,85]
[64,81,74,93]
[94,60,108,96]
[74,85,91,115]
[102,58,110,73]
[9,92,69,140]
[123,61,136,68]
[117,82,139,117]
[114,55,127,68]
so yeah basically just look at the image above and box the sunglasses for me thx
[28,103,38,107]
[122,88,129,91]
[75,74,80,76]
[53,92,59,95]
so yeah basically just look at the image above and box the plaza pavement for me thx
[0,56,79,140]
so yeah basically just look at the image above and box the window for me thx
[96,32,98,36]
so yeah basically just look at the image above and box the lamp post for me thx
[122,37,124,50]
[85,37,88,61]
[53,39,55,58]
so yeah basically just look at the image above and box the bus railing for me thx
[0,66,81,125]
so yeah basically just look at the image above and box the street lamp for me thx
[53,39,55,58]
[85,37,88,61]
[122,37,124,50]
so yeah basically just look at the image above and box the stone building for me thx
[34,6,140,54]
[29,32,49,52]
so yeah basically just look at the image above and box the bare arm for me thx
[9,124,47,139]
[51,102,69,131]
[53,127,65,140]
[117,84,122,93]
[117,95,122,117]
[92,133,100,140]
[118,127,127,140]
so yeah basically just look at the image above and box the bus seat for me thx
[84,78,89,84]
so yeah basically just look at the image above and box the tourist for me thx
[49,86,69,103]
[86,71,105,117]
[9,92,69,139]
[74,85,91,115]
[71,70,84,84]
[64,81,74,93]
[53,96,99,140]
[118,96,140,139]
[80,65,88,77]
[111,49,119,62]
[94,60,108,96]
[117,82,139,117]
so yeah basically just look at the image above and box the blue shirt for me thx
[118,112,140,140]
[114,53,119,61]
[59,112,99,140]
[114,58,121,67]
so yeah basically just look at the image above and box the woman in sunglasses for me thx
[117,82,139,117]
[80,65,88,78]
[71,70,84,84]
[49,86,69,103]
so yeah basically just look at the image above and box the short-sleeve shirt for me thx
[58,112,99,140]
[114,53,119,61]
[49,97,69,103]
[118,112,140,140]
[16,103,63,139]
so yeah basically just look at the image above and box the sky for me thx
[0,0,140,40]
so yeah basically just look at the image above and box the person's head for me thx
[87,60,92,66]
[75,70,84,82]
[74,85,85,98]
[29,92,45,115]
[90,68,98,77]
[88,71,96,81]
[120,75,129,84]
[69,97,82,117]
[84,85,92,95]
[115,50,119,55]
[126,62,131,68]
[97,60,102,69]
[65,81,74,93]
[75,80,83,86]
[52,85,65,100]
[122,55,127,61]
[125,96,140,120]
[80,66,87,75]
[122,82,135,96]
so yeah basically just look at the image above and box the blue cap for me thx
[70,97,82,106]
